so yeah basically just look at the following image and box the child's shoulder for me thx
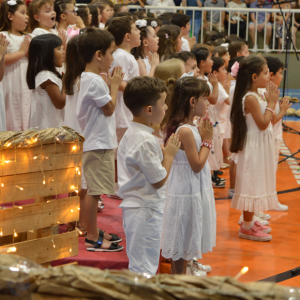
[81,72,108,93]
[36,70,61,85]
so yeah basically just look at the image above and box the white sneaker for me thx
[272,202,289,212]
[255,211,271,221]
[264,45,271,53]
[239,214,269,226]
[186,264,207,277]
[222,163,230,169]
[228,188,235,199]
[190,258,212,273]
[252,45,258,52]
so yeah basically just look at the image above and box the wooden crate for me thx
[0,140,83,264]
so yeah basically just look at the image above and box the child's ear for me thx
[60,13,66,21]
[125,32,131,42]
[143,39,148,47]
[269,71,275,79]
[7,12,13,21]
[189,97,195,109]
[212,70,218,77]
[34,14,40,22]
[236,52,242,57]
[252,73,257,81]
[95,50,102,61]
[145,105,152,116]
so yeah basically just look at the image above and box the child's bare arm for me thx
[41,81,66,109]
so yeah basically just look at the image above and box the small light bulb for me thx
[14,230,17,237]
[51,239,55,248]
[72,145,77,151]
[33,156,38,160]
[6,142,11,147]
[71,209,74,213]
[69,247,72,252]
[1,183,4,187]
[43,180,46,185]
[16,185,24,191]
[70,185,75,190]
[18,206,23,209]
[0,228,3,236]
[5,160,11,163]
[77,207,80,210]
[47,200,51,203]
[46,157,49,159]
[7,246,16,253]
[75,189,79,193]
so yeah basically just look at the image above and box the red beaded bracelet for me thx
[201,141,212,150]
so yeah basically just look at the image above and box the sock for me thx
[242,220,254,230]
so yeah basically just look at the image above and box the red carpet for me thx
[51,196,129,270]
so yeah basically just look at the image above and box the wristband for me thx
[201,140,212,150]
[266,107,274,114]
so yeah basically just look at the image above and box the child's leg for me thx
[85,194,100,241]
[222,138,231,164]
[229,161,236,190]
[171,258,188,275]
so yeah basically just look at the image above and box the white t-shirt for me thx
[214,82,229,134]
[76,72,117,152]
[228,79,236,119]
[258,88,282,140]
[31,28,58,37]
[142,56,151,75]
[150,0,176,16]
[0,82,5,131]
[180,37,190,52]
[99,22,105,29]
[109,48,140,130]
[118,121,167,211]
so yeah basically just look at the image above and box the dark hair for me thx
[145,17,163,29]
[164,77,210,144]
[77,5,90,27]
[28,0,53,31]
[203,31,217,44]
[54,0,73,23]
[213,38,225,46]
[124,76,167,116]
[210,32,225,42]
[92,0,114,7]
[212,57,225,72]
[0,0,26,32]
[171,13,190,28]
[157,24,181,61]
[63,35,85,95]
[114,3,126,13]
[228,56,244,74]
[78,27,114,63]
[27,34,62,89]
[264,56,284,75]
[225,34,241,44]
[230,56,266,152]
[107,16,133,46]
[169,51,196,62]
[157,12,173,25]
[133,10,146,19]
[131,24,152,60]
[113,11,131,17]
[88,4,100,28]
[192,47,210,68]
[228,40,247,59]
[213,45,227,57]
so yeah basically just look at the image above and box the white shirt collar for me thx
[131,121,155,134]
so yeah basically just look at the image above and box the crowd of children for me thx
[0,0,291,277]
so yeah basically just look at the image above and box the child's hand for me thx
[207,74,218,87]
[150,52,159,68]
[197,116,213,142]
[265,81,280,108]
[0,34,9,60]
[161,133,181,159]
[280,96,292,112]
[19,35,30,56]
[108,66,124,87]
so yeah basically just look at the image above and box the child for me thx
[27,34,65,128]
[145,17,163,34]
[132,19,159,76]
[76,5,92,28]
[88,4,101,28]
[157,25,182,62]
[192,47,224,188]
[114,4,128,14]
[54,0,77,31]
[169,51,200,77]
[0,0,31,131]
[161,76,216,275]
[171,13,193,52]
[230,56,279,241]
[258,57,291,212]
[228,40,249,59]
[95,0,114,29]
[76,28,123,251]
[29,0,57,36]
[213,45,230,66]
[118,76,181,275]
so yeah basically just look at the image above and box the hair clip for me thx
[165,33,169,39]
[7,0,17,5]
[151,20,158,28]
[220,43,229,50]
[135,19,147,28]
[231,61,240,77]
[75,7,78,11]
[180,71,194,78]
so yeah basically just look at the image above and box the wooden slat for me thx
[0,231,78,264]
[31,294,89,300]
[0,168,81,204]
[0,142,83,176]
[0,196,79,236]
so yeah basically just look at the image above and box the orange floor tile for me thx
[160,121,300,287]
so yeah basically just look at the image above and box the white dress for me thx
[2,32,32,131]
[29,71,64,129]
[0,82,6,131]
[142,56,151,75]
[231,92,278,213]
[31,28,58,37]
[161,124,216,261]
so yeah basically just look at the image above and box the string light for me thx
[5,160,12,163]
[71,209,74,213]
[0,228,3,236]
[69,247,72,252]
[14,229,17,237]
[47,200,51,203]
[1,183,4,187]
[72,145,77,151]
[46,157,49,159]
[6,142,11,147]
[77,207,80,210]
[7,247,16,253]
[234,267,249,280]
[18,206,23,210]
[43,180,46,185]
[33,156,38,160]
[51,239,56,248]
[75,167,81,175]
[70,185,75,190]
[15,185,24,191]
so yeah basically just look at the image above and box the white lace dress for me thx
[29,71,64,129]
[231,92,278,213]
[161,124,216,261]
[142,56,151,75]
[2,32,32,131]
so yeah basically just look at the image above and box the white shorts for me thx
[122,207,163,275]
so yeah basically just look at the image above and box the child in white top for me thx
[230,56,279,242]
[27,34,65,129]
[76,28,124,252]
[54,0,77,32]
[132,19,159,76]
[118,76,180,275]
[96,1,113,29]
[0,0,31,131]
[161,76,216,275]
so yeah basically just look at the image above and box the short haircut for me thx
[214,46,227,57]
[77,27,115,63]
[264,56,284,75]
[133,9,146,19]
[169,51,196,62]
[209,32,225,42]
[192,47,210,67]
[213,38,225,46]
[92,0,114,7]
[114,3,126,12]
[225,34,241,44]
[228,56,244,74]
[124,77,167,116]
[171,13,190,28]
[212,57,225,72]
[157,12,173,24]
[107,16,133,46]
[228,40,247,58]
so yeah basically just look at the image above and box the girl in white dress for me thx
[0,0,31,131]
[230,56,279,242]
[27,34,65,129]
[132,19,159,76]
[161,77,216,275]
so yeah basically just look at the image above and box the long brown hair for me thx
[28,0,53,31]
[164,77,210,145]
[230,56,266,153]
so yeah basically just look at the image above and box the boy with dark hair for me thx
[228,40,249,58]
[118,76,180,275]
[171,13,192,51]
[169,51,199,77]
[76,28,124,252]
[113,3,128,13]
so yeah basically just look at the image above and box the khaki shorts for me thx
[82,149,115,196]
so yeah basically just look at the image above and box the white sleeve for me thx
[89,79,112,108]
[217,83,229,104]
[35,71,61,88]
[180,38,190,52]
